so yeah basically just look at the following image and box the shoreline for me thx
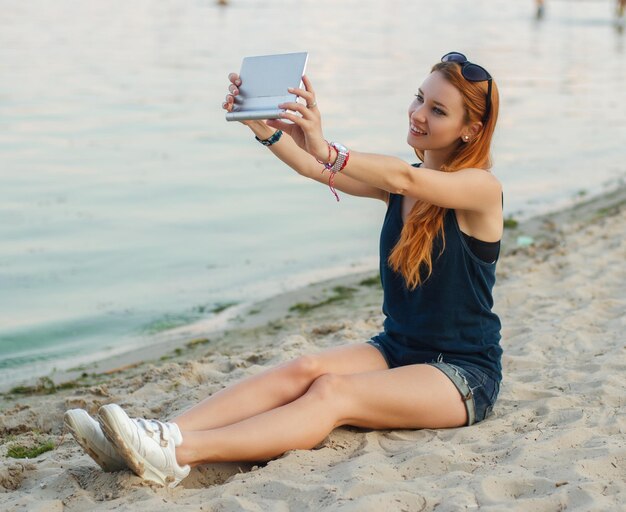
[0,266,380,394]
[1,184,624,509]
[2,183,626,395]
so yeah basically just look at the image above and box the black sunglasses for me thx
[441,52,492,123]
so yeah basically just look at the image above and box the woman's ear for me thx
[462,121,483,143]
[469,121,483,138]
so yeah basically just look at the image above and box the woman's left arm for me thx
[339,152,502,213]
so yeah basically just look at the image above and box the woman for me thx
[65,52,503,488]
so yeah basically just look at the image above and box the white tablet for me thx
[225,52,309,122]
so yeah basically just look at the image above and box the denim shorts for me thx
[367,339,500,426]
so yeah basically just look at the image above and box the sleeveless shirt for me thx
[373,189,503,381]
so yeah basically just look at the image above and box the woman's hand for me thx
[222,73,267,130]
[266,75,330,162]
[223,73,329,160]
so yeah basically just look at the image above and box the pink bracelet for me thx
[316,140,332,166]
[328,173,340,202]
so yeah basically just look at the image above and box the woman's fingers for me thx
[224,72,241,111]
[300,76,318,108]
[289,76,318,108]
[225,73,241,110]
[222,93,235,111]
[288,87,316,108]
[277,111,304,126]
[279,101,310,116]
[301,75,315,95]
[279,101,320,121]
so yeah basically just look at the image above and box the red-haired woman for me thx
[66,53,503,488]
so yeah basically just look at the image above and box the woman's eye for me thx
[433,107,445,115]
[414,94,423,102]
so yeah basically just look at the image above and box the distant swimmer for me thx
[535,0,545,19]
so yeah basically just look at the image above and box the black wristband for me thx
[255,130,283,146]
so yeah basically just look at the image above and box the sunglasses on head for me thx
[441,52,492,123]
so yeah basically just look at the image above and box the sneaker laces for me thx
[135,418,171,448]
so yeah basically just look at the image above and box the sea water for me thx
[1,0,624,389]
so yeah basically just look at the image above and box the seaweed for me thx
[7,439,55,459]
[289,286,358,314]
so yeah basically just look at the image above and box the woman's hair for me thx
[388,61,500,290]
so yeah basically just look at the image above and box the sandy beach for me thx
[1,187,625,511]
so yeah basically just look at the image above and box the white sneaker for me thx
[64,409,127,472]
[97,403,190,488]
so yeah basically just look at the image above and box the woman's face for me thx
[407,70,468,152]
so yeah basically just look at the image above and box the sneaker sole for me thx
[64,412,125,472]
[98,406,175,487]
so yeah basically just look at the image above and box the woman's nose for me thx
[410,104,426,123]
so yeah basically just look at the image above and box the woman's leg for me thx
[172,343,388,432]
[175,363,467,465]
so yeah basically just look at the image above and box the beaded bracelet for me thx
[255,130,283,146]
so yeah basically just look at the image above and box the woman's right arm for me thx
[224,75,388,203]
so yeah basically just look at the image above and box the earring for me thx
[463,135,469,141]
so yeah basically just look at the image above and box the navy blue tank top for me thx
[374,191,503,381]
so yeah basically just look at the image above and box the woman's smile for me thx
[409,123,428,136]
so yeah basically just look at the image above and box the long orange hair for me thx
[388,61,500,290]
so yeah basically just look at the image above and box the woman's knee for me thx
[287,354,324,383]
[304,374,349,427]
[306,373,345,402]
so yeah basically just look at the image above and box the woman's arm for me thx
[337,151,502,212]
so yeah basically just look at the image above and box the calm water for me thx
[1,0,625,388]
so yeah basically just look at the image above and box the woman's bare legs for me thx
[172,343,388,432]
[175,363,466,465]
